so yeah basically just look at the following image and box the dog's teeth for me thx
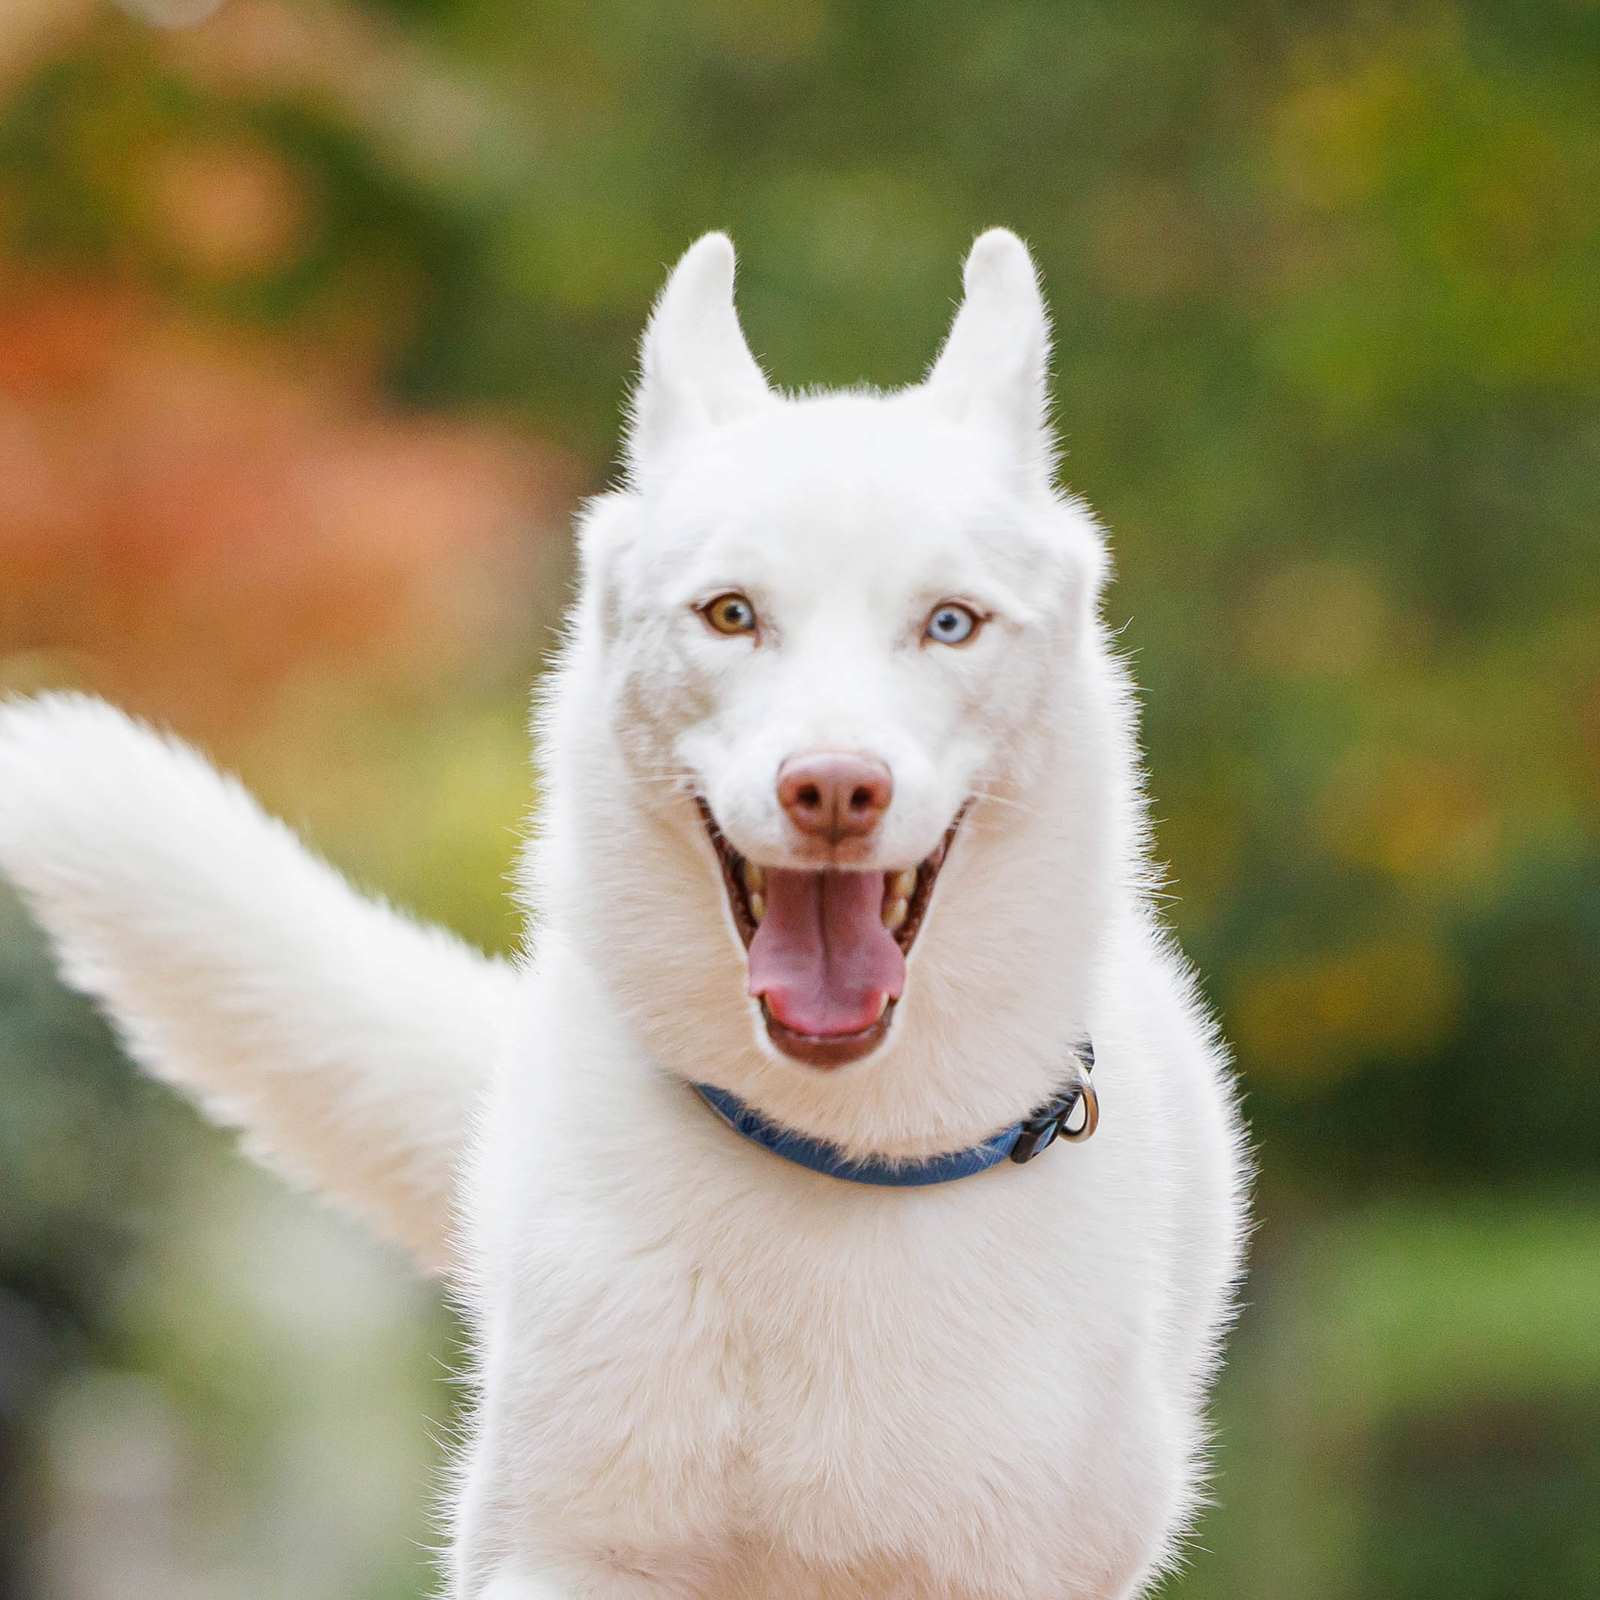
[889,868,917,901]
[882,896,909,932]
[875,993,891,1020]
[742,860,766,894]
[749,891,766,924]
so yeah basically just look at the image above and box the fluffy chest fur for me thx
[456,931,1224,1600]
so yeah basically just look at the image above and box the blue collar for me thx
[692,1040,1096,1188]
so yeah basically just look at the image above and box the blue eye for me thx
[925,602,980,646]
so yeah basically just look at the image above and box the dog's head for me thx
[555,232,1120,1117]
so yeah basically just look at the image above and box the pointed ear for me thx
[924,229,1055,480]
[624,233,771,483]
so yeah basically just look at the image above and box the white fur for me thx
[0,693,511,1272]
[0,230,1248,1599]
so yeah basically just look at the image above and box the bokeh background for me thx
[1,1,1596,1595]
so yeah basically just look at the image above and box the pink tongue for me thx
[748,868,906,1036]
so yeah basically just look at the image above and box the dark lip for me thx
[759,1000,896,1068]
[696,798,967,1068]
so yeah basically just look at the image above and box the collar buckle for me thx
[1009,1043,1099,1165]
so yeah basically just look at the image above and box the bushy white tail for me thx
[0,694,509,1272]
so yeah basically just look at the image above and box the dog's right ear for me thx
[624,233,772,485]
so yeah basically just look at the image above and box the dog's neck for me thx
[522,632,1139,1161]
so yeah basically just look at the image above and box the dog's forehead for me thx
[643,394,1049,593]
[719,392,1004,500]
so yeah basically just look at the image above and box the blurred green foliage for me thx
[0,0,1596,1594]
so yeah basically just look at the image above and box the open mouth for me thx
[698,799,964,1068]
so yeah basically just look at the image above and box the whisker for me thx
[971,788,1047,820]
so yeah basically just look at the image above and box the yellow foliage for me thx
[1232,935,1462,1087]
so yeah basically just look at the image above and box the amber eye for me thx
[702,592,759,636]
[925,601,981,646]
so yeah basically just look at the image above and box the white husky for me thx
[0,231,1246,1599]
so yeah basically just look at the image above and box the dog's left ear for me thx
[924,229,1055,483]
[625,232,772,484]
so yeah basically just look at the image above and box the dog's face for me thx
[582,233,1105,1072]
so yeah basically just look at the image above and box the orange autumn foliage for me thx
[0,273,581,737]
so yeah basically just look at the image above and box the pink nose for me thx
[777,753,894,842]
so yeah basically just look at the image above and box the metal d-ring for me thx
[1058,1076,1099,1142]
